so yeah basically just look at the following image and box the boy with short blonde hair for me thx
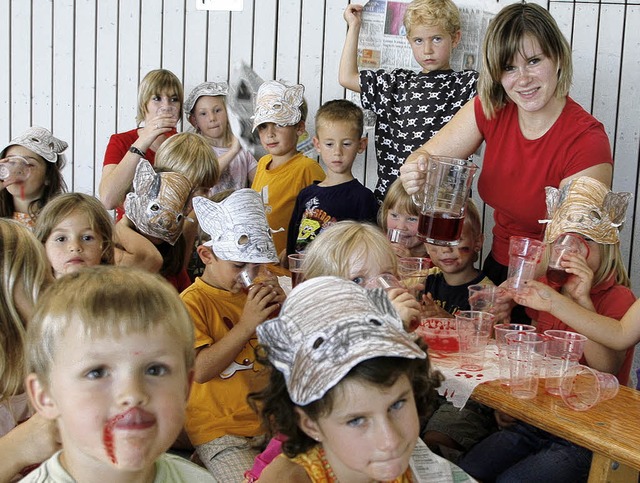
[180,189,286,481]
[251,80,325,256]
[23,266,214,482]
[339,0,477,202]
[287,99,378,254]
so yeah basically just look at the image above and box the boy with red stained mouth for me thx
[22,266,215,483]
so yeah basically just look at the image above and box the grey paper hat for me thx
[184,81,229,116]
[257,276,426,406]
[1,126,68,164]
[192,189,278,263]
[251,80,304,132]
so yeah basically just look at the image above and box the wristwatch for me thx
[128,146,146,158]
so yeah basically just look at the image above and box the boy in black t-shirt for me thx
[287,100,378,255]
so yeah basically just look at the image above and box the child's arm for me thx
[515,280,640,351]
[0,413,60,482]
[113,216,163,272]
[338,4,364,93]
[215,137,242,174]
[193,285,282,383]
[420,292,454,319]
[387,287,422,329]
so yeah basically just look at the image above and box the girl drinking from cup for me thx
[249,276,473,483]
[0,127,68,229]
[34,193,115,278]
[458,176,635,482]
[100,69,183,219]
[184,81,257,195]
[378,179,428,258]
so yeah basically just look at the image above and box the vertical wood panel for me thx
[11,0,31,132]
[73,0,97,194]
[275,1,302,84]
[206,10,231,82]
[300,0,326,139]
[32,0,53,127]
[229,1,255,74]
[183,4,208,94]
[162,0,186,77]
[252,0,277,81]
[117,1,141,131]
[571,4,598,110]
[52,0,75,185]
[0,1,10,141]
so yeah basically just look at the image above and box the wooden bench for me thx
[472,380,640,483]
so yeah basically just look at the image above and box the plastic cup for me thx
[235,265,279,315]
[506,236,544,293]
[397,257,431,300]
[468,284,504,312]
[455,311,495,371]
[287,253,305,289]
[543,330,587,396]
[363,273,404,291]
[387,228,413,247]
[0,156,31,184]
[157,105,179,120]
[546,233,590,286]
[559,365,619,411]
[493,323,536,386]
[506,332,547,399]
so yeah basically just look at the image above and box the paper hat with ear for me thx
[257,276,425,406]
[541,176,632,244]
[184,81,229,115]
[124,160,193,246]
[1,126,68,164]
[192,188,279,263]
[251,80,304,132]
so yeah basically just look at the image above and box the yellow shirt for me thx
[251,152,325,254]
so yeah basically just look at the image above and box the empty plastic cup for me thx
[493,323,536,386]
[559,365,619,411]
[506,236,544,293]
[543,330,587,396]
[506,332,547,399]
[455,311,495,371]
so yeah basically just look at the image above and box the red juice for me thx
[421,334,460,352]
[418,212,464,243]
[546,267,569,286]
[291,270,304,289]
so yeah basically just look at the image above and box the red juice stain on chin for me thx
[103,413,126,464]
[20,184,25,200]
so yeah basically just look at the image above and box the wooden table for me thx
[472,380,640,482]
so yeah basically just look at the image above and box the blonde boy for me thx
[180,189,285,481]
[23,266,214,483]
[287,99,378,254]
[250,80,325,256]
[339,0,477,202]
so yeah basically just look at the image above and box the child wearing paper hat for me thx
[250,80,325,257]
[247,276,479,482]
[180,188,285,481]
[0,126,68,228]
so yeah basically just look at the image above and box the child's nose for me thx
[68,238,83,252]
[117,375,149,407]
[374,418,403,452]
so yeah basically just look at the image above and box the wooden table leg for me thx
[588,453,639,483]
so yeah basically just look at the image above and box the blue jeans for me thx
[458,422,591,482]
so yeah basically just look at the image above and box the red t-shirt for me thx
[526,275,636,385]
[475,97,613,266]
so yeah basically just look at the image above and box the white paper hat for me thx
[251,80,304,132]
[192,189,278,263]
[184,81,229,115]
[1,126,68,164]
[257,276,426,406]
[540,176,631,245]
[124,160,193,246]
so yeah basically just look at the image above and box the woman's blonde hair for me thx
[478,2,573,119]
[0,220,51,401]
[378,178,419,231]
[34,193,115,266]
[403,0,461,37]
[136,69,184,126]
[26,266,195,385]
[303,221,397,280]
[154,132,220,190]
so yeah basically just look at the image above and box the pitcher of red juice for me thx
[412,156,478,246]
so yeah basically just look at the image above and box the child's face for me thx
[347,250,396,286]
[386,206,421,248]
[299,374,419,482]
[3,145,47,201]
[45,210,104,278]
[30,320,192,475]
[426,222,480,275]
[407,24,460,73]
[313,121,366,176]
[257,122,302,158]
[190,96,228,141]
[200,246,253,292]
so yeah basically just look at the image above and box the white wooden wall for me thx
[2,0,639,291]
